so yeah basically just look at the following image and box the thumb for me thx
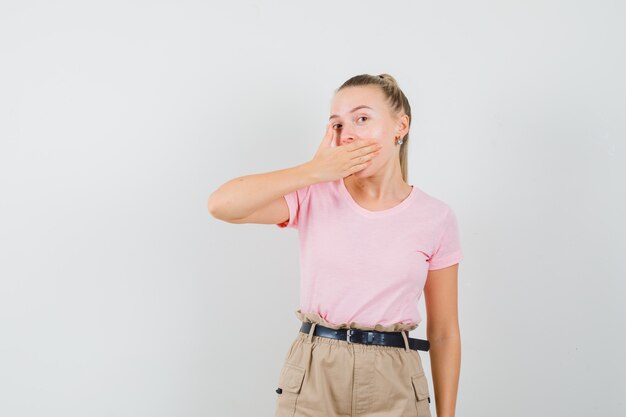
[319,122,335,149]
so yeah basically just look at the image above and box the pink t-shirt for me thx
[276,178,463,329]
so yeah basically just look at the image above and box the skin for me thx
[330,85,412,207]
[330,85,461,417]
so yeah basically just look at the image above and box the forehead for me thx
[330,85,386,114]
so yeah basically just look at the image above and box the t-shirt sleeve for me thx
[275,185,312,229]
[428,207,464,270]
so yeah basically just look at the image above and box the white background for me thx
[1,1,624,416]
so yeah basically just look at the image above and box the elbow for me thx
[426,321,460,343]
[207,192,238,222]
[207,192,225,219]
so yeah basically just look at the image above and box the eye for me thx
[332,116,367,130]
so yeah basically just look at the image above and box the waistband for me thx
[295,308,419,332]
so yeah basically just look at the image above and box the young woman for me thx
[208,74,463,417]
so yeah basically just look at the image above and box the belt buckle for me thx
[346,329,354,344]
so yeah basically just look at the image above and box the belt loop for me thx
[401,331,410,352]
[302,323,316,374]
[307,322,317,343]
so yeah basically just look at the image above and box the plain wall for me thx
[1,1,624,416]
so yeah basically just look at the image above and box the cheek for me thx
[367,127,388,144]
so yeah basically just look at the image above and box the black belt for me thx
[299,322,430,351]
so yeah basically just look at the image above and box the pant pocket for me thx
[411,371,432,417]
[275,363,306,417]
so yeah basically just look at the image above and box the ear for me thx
[396,114,410,137]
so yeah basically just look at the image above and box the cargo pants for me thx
[274,309,432,417]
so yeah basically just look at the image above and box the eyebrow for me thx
[329,105,373,121]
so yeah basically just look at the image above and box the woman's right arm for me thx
[207,162,319,225]
[208,123,381,225]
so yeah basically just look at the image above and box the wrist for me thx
[297,161,321,185]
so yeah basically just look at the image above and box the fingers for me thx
[348,138,379,151]
[348,140,382,156]
[347,142,382,169]
[350,157,375,173]
[351,147,381,164]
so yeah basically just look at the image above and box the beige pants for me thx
[274,310,432,417]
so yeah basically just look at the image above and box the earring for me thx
[395,135,403,145]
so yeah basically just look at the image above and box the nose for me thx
[338,129,357,146]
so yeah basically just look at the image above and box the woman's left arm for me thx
[423,263,461,417]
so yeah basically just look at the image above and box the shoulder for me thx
[413,185,455,216]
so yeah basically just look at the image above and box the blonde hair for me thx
[334,73,412,182]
